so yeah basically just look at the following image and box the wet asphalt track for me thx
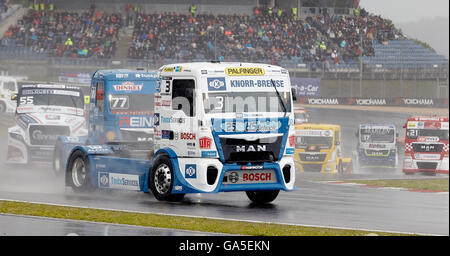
[0,108,448,235]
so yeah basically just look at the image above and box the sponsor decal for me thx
[161,130,172,140]
[353,98,387,106]
[186,142,196,147]
[199,137,212,149]
[220,120,282,133]
[154,113,160,126]
[113,82,143,91]
[174,185,183,191]
[241,166,264,170]
[369,144,387,149]
[417,136,439,142]
[161,116,185,124]
[236,145,267,152]
[31,130,59,142]
[180,133,196,140]
[207,77,226,91]
[402,98,434,105]
[119,116,152,127]
[291,78,320,97]
[98,172,139,190]
[285,148,295,155]
[243,172,272,182]
[307,98,339,105]
[163,66,182,72]
[188,151,196,156]
[414,153,441,160]
[229,79,284,88]
[201,151,217,157]
[225,67,265,76]
[185,164,197,178]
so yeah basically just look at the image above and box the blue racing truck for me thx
[56,63,296,204]
[353,123,399,170]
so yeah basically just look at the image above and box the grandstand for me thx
[0,0,448,98]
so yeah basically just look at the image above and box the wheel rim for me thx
[72,158,86,187]
[154,163,171,195]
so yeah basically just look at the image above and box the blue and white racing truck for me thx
[353,123,399,170]
[56,63,296,204]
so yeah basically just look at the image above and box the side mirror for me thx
[335,140,340,146]
[396,132,399,138]
[355,131,359,138]
[291,88,297,101]
[403,123,407,129]
[11,94,17,101]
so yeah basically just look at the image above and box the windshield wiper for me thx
[271,79,287,117]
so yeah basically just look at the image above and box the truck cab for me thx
[53,69,158,174]
[354,123,398,169]
[59,63,296,204]
[295,123,351,173]
[402,116,449,175]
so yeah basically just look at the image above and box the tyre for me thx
[149,155,185,202]
[67,150,93,192]
[245,190,279,204]
[53,141,63,177]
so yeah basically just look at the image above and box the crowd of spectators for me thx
[1,8,123,58]
[128,6,404,67]
[1,3,405,66]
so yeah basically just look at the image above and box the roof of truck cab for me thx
[93,69,158,80]
[159,62,288,76]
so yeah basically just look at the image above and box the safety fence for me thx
[296,97,449,108]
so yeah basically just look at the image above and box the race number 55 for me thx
[20,96,33,105]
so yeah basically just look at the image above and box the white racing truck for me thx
[58,62,296,204]
[7,84,87,164]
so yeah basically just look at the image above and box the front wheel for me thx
[149,155,185,202]
[67,150,93,192]
[245,190,279,204]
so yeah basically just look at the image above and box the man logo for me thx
[154,113,160,126]
[99,173,109,187]
[185,164,197,178]
[207,77,226,91]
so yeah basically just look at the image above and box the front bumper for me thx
[172,156,296,194]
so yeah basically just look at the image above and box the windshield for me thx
[203,91,291,114]
[295,113,307,123]
[360,128,395,143]
[18,88,83,109]
[406,129,449,140]
[109,94,154,114]
[296,136,333,148]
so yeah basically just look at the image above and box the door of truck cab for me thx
[88,78,106,144]
[157,76,198,156]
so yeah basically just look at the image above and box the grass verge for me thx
[0,200,407,236]
[348,179,449,192]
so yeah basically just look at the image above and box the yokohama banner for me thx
[297,97,449,108]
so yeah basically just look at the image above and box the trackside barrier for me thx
[296,97,449,108]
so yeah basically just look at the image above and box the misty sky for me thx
[360,0,449,24]
[360,0,449,57]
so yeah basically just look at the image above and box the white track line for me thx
[0,198,444,236]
